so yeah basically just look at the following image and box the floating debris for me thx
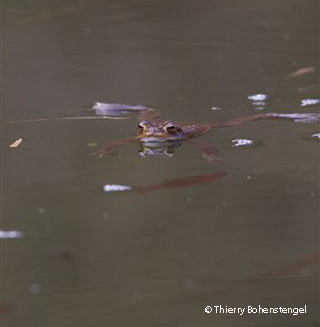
[102,173,227,194]
[0,230,24,239]
[273,113,320,123]
[92,102,150,116]
[103,184,132,192]
[248,94,268,102]
[311,132,320,139]
[232,139,254,147]
[203,252,320,296]
[137,172,227,193]
[2,115,126,125]
[211,106,222,111]
[9,138,23,148]
[287,66,315,78]
[300,99,320,107]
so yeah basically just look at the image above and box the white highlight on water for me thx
[311,132,320,139]
[232,139,254,147]
[0,230,24,239]
[92,102,148,116]
[300,99,320,107]
[273,113,320,123]
[103,184,132,192]
[248,94,268,101]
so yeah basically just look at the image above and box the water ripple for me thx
[248,94,269,110]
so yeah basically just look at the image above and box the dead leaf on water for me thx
[9,138,23,148]
[287,66,315,78]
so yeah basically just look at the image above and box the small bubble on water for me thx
[29,283,41,295]
[38,208,45,214]
[184,278,195,289]
[211,106,222,111]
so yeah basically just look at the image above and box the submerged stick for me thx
[136,172,227,193]
[1,116,128,125]
[103,172,227,194]
[210,112,320,128]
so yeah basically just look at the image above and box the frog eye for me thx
[163,121,178,134]
[137,121,149,134]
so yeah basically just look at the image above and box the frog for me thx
[91,102,320,162]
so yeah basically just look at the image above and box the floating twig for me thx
[287,66,315,78]
[2,116,128,125]
[9,138,23,148]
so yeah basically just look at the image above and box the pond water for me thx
[2,0,319,326]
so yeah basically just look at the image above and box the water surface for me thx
[2,0,319,326]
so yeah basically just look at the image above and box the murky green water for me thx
[1,1,319,326]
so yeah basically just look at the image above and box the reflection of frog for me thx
[138,138,183,159]
[93,103,320,162]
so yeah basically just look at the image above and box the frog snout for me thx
[148,127,161,134]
